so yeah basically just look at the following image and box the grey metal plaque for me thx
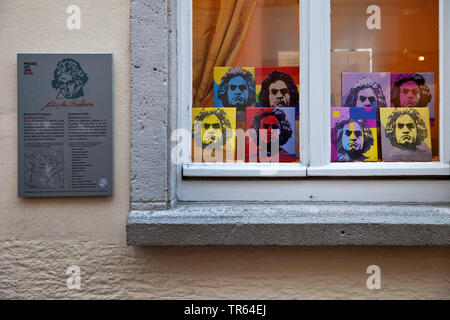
[18,53,113,197]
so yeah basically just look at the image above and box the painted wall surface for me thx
[0,0,130,243]
[0,0,449,299]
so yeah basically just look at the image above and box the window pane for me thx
[331,0,439,162]
[193,0,300,163]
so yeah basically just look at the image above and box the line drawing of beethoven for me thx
[332,119,375,161]
[384,109,429,152]
[217,67,255,110]
[51,58,88,99]
[344,77,387,108]
[259,70,299,108]
[249,108,295,162]
[391,73,432,108]
[192,109,233,149]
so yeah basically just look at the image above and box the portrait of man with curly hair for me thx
[51,58,89,99]
[247,108,295,162]
[258,70,299,108]
[391,73,433,108]
[332,118,375,162]
[380,108,432,161]
[381,108,432,161]
[342,73,389,108]
[192,108,234,149]
[215,67,256,110]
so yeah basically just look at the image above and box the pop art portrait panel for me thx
[342,73,390,109]
[214,67,256,109]
[331,107,378,162]
[255,67,299,119]
[390,73,435,121]
[192,107,236,162]
[245,107,296,163]
[380,107,432,162]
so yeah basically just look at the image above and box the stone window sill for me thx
[126,202,450,246]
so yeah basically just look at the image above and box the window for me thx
[192,0,301,164]
[331,0,439,163]
[175,0,449,202]
[127,0,450,245]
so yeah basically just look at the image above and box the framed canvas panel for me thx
[342,72,390,108]
[255,66,299,119]
[390,73,435,121]
[213,67,256,108]
[380,107,432,162]
[192,107,236,162]
[246,107,296,163]
[331,107,378,162]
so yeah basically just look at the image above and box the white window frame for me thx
[306,0,450,176]
[175,0,450,202]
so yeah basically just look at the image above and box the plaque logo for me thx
[24,62,37,75]
[99,178,108,189]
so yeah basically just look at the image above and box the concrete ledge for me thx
[126,202,450,246]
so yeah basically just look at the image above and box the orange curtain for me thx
[193,0,258,107]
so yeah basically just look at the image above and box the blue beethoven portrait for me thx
[51,58,88,99]
[217,67,256,110]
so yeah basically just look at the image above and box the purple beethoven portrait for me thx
[342,73,390,108]
[331,107,378,162]
[391,73,435,120]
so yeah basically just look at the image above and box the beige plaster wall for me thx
[0,0,448,300]
[0,0,130,243]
